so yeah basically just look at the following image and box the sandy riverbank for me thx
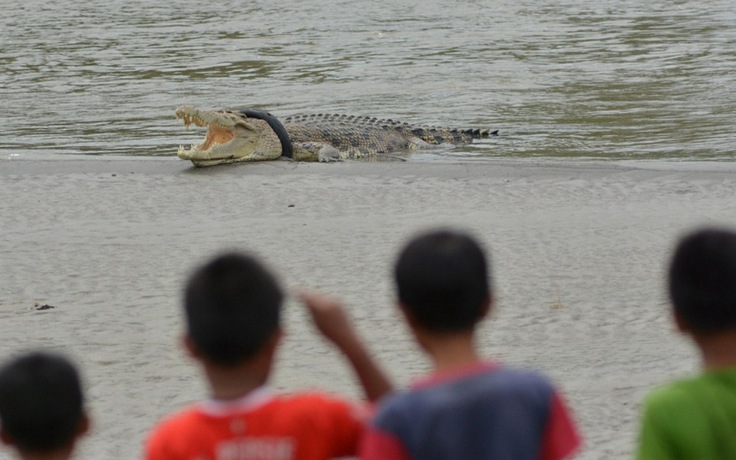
[2,157,735,459]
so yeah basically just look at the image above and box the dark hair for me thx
[394,229,491,332]
[0,352,84,453]
[185,252,283,366]
[669,228,736,334]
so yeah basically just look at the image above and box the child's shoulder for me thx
[645,367,736,410]
[264,391,371,428]
[146,403,205,445]
[148,391,368,439]
[638,368,736,458]
[421,363,556,393]
[274,391,365,413]
[380,363,559,418]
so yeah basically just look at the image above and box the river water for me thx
[1,0,734,161]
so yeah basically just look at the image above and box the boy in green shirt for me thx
[636,228,736,459]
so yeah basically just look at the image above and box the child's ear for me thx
[397,302,418,329]
[182,334,201,360]
[266,327,284,352]
[0,429,15,447]
[253,328,284,373]
[479,295,493,319]
[673,311,690,334]
[77,412,91,438]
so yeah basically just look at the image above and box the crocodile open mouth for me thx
[187,124,236,153]
[175,105,242,157]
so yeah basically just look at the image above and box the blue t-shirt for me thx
[360,362,580,460]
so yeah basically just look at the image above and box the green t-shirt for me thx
[636,367,736,460]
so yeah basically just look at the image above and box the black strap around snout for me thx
[238,109,293,158]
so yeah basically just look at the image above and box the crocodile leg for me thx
[293,142,342,162]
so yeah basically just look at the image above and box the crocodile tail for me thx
[410,127,499,145]
[456,128,499,139]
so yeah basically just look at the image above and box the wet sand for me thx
[2,157,735,459]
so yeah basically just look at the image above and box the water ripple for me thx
[1,0,734,160]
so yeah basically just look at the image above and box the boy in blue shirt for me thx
[360,229,581,460]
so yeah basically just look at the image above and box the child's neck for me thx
[19,447,74,460]
[422,332,483,373]
[204,363,269,401]
[695,329,736,371]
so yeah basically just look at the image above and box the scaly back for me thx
[282,113,497,148]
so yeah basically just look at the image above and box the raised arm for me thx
[297,290,393,402]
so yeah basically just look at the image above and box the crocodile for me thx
[175,105,498,166]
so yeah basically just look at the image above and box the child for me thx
[360,229,581,460]
[636,228,736,458]
[0,352,90,460]
[145,251,392,460]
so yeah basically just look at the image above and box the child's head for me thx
[0,352,88,457]
[185,251,284,366]
[394,229,492,333]
[669,227,736,336]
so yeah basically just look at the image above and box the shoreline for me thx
[2,157,735,459]
[4,155,736,177]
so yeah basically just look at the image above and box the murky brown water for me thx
[1,0,734,161]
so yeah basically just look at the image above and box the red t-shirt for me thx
[145,387,369,460]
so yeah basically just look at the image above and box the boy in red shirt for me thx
[145,252,392,460]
